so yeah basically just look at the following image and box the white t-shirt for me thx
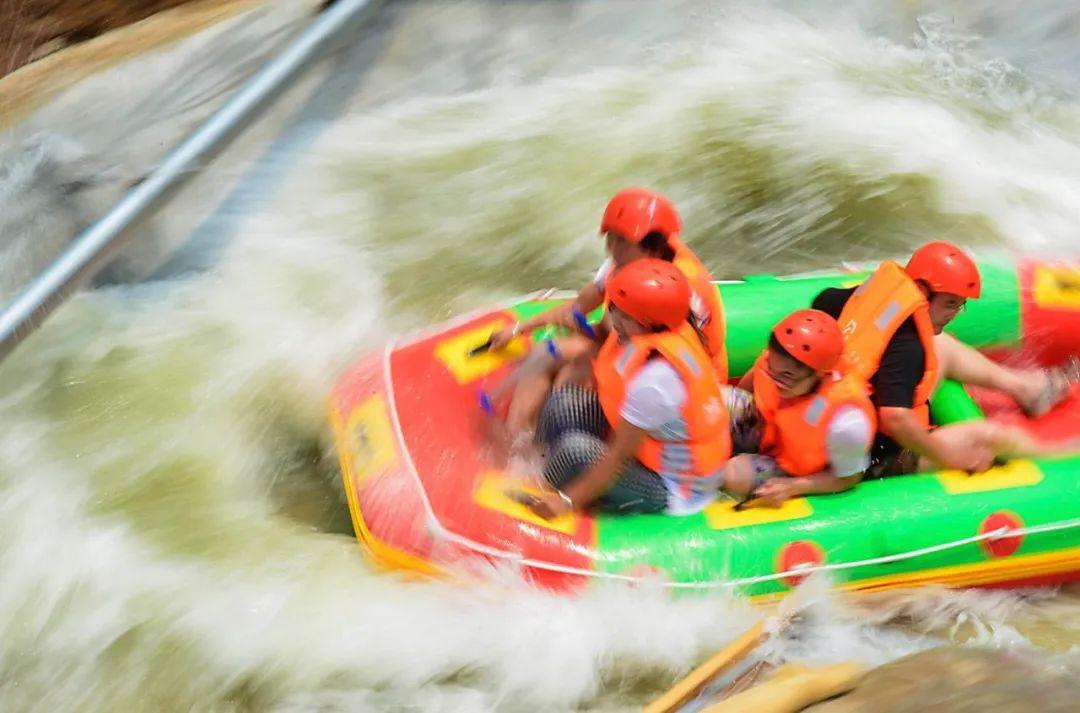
[620,360,687,433]
[591,257,617,291]
[620,360,721,515]
[593,257,617,290]
[824,406,874,477]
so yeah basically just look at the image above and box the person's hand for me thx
[526,491,573,519]
[549,304,580,332]
[488,324,522,351]
[752,478,803,507]
[930,437,995,473]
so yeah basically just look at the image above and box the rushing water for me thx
[1,1,1079,710]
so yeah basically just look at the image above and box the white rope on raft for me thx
[448,514,1080,591]
[718,518,1080,590]
[381,323,1080,592]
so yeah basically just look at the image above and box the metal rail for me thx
[0,0,381,361]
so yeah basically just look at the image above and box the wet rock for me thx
[2,1,205,76]
[805,646,1080,713]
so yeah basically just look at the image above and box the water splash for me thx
[2,1,1080,710]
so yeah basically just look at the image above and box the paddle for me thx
[644,597,810,713]
[644,620,770,713]
[699,662,865,713]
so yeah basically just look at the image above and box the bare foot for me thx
[1018,356,1080,418]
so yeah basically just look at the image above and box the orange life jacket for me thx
[752,354,876,476]
[670,237,729,383]
[836,261,939,428]
[594,322,731,498]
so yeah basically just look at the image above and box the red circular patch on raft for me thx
[979,511,1025,558]
[776,540,825,588]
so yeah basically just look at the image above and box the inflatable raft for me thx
[329,259,1080,597]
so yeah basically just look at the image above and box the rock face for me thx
[805,646,1080,713]
[1,0,208,75]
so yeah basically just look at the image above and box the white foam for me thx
[1,1,1079,709]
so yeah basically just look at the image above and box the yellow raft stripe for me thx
[1032,265,1080,310]
[329,400,445,579]
[433,318,529,384]
[935,458,1043,494]
[328,389,1077,593]
[335,415,1079,592]
[704,497,813,531]
[840,546,1080,593]
[473,471,579,535]
[749,546,1080,603]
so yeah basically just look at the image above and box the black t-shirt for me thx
[812,286,927,461]
[812,287,925,408]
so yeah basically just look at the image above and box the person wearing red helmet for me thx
[526,260,731,519]
[487,188,727,441]
[718,310,877,506]
[813,241,1079,476]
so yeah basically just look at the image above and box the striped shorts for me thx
[536,386,669,514]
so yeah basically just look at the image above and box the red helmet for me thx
[905,241,982,299]
[607,259,690,331]
[600,188,682,243]
[771,309,845,373]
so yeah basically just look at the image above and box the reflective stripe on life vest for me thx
[752,354,877,476]
[594,321,731,497]
[836,260,939,428]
